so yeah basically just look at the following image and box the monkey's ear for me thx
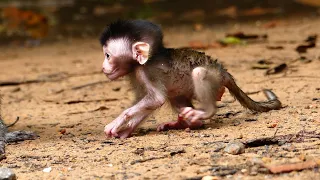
[132,42,150,65]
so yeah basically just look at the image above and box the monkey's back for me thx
[168,48,225,73]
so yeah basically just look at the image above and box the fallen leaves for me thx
[295,35,317,53]
[226,32,268,40]
[215,6,281,18]
[252,59,273,69]
[187,32,268,50]
[2,7,49,39]
[265,63,288,75]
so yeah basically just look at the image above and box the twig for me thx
[71,80,109,90]
[54,79,125,94]
[244,130,320,147]
[6,117,20,128]
[64,98,118,104]
[0,72,69,86]
[65,106,109,115]
[0,71,103,87]
[130,156,166,165]
[0,79,49,86]
[265,160,319,174]
[273,128,279,138]
[252,75,320,84]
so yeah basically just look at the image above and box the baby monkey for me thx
[100,20,281,138]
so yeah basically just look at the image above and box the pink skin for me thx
[104,65,165,138]
[104,65,166,138]
[103,38,224,138]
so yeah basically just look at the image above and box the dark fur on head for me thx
[99,19,164,55]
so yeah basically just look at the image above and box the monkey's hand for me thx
[179,107,208,122]
[104,108,141,139]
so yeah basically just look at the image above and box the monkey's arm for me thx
[104,67,166,138]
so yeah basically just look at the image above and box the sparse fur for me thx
[100,20,282,138]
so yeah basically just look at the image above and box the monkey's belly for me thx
[167,88,193,98]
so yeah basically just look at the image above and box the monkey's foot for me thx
[104,121,134,139]
[157,115,203,131]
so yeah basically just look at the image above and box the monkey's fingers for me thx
[118,128,134,139]
[185,110,195,120]
[179,107,193,118]
[104,123,119,138]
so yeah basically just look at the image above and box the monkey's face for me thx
[102,39,134,80]
[102,38,150,80]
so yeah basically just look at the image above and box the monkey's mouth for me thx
[103,68,117,76]
[104,69,119,80]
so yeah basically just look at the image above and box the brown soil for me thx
[0,16,319,180]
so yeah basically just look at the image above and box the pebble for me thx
[241,169,248,174]
[224,141,245,155]
[43,167,52,173]
[202,175,220,180]
[0,168,16,180]
[299,116,307,121]
[250,157,264,165]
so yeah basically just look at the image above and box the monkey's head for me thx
[99,20,164,80]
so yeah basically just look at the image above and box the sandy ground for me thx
[0,16,320,180]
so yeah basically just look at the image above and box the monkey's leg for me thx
[180,67,220,122]
[157,96,203,131]
[105,67,166,138]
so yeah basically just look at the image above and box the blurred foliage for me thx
[0,0,319,45]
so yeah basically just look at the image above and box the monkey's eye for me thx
[105,53,110,59]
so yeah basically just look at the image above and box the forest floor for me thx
[0,16,319,180]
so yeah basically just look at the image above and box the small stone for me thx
[298,154,306,161]
[112,87,121,91]
[202,175,220,180]
[224,141,245,155]
[185,128,191,132]
[300,116,307,121]
[59,129,67,135]
[241,169,248,174]
[0,168,16,180]
[250,166,259,176]
[262,157,272,163]
[226,175,233,179]
[43,167,52,173]
[267,123,277,128]
[250,157,264,165]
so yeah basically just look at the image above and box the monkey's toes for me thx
[157,120,189,131]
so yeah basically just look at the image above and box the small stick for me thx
[265,160,319,174]
[71,80,109,90]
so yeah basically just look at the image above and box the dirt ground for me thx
[0,16,320,180]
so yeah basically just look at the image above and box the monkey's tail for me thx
[224,73,282,112]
